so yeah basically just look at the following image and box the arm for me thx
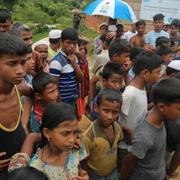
[167,152,180,177]
[120,152,137,180]
[89,75,99,111]
[130,36,135,48]
[68,54,84,83]
[20,133,41,156]
[21,96,33,134]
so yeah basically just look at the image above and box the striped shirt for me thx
[49,51,78,102]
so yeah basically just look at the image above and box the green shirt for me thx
[82,120,123,176]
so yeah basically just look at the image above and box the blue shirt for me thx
[49,51,78,102]
[145,30,169,48]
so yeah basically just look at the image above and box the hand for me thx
[0,152,11,171]
[74,136,82,150]
[123,60,132,72]
[73,170,89,180]
[106,32,116,40]
[68,54,78,67]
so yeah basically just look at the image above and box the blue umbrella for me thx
[83,0,137,22]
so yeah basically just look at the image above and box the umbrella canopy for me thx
[83,0,137,22]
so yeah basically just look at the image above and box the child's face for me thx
[35,45,48,61]
[19,30,32,47]
[136,25,146,35]
[0,19,12,32]
[154,20,164,31]
[62,40,77,55]
[43,120,79,151]
[40,83,59,103]
[26,53,35,74]
[144,66,161,85]
[170,25,179,36]
[103,74,123,91]
[96,99,121,128]
[0,54,26,85]
[78,45,86,59]
[159,103,180,120]
[114,52,130,65]
[100,26,108,34]
[162,53,173,64]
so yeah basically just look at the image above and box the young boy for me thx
[169,19,180,52]
[118,52,162,167]
[49,28,83,113]
[22,72,59,133]
[156,36,171,50]
[130,20,146,48]
[48,29,62,61]
[0,33,28,172]
[120,78,180,180]
[157,46,174,76]
[145,13,169,51]
[90,62,124,120]
[0,9,12,32]
[82,89,123,179]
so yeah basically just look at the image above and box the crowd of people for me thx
[0,8,180,180]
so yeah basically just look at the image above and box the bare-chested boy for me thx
[0,33,28,174]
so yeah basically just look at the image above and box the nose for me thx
[115,83,121,89]
[16,64,25,76]
[68,134,76,145]
[107,112,113,120]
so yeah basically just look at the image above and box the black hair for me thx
[109,39,130,59]
[129,47,146,62]
[166,66,180,75]
[27,47,33,53]
[153,13,164,21]
[0,9,12,23]
[32,71,57,94]
[77,38,88,46]
[152,78,180,105]
[61,28,79,41]
[6,167,48,180]
[135,20,146,27]
[40,102,77,147]
[156,36,170,48]
[101,62,123,79]
[170,18,180,28]
[9,23,31,36]
[116,24,124,28]
[97,88,122,106]
[157,46,173,56]
[49,38,61,44]
[133,52,163,75]
[0,33,29,58]
[100,32,113,46]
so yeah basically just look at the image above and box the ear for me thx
[156,103,166,112]
[102,78,107,87]
[111,54,119,62]
[141,69,150,79]
[42,128,52,141]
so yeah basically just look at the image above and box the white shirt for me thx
[119,85,148,150]
[124,31,137,42]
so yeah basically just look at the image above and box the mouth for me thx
[15,76,24,82]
